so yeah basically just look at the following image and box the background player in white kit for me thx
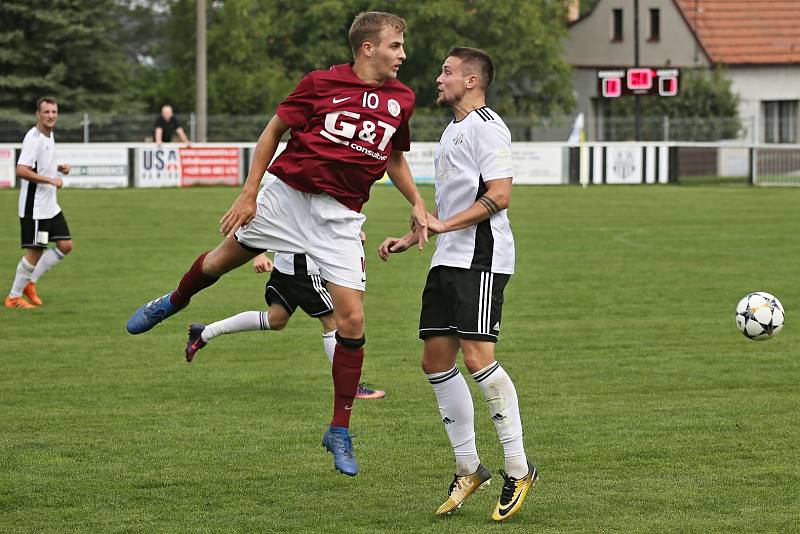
[379,47,536,522]
[185,250,386,400]
[5,97,73,309]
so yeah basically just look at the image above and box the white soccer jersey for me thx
[273,252,321,276]
[431,107,515,274]
[17,126,61,219]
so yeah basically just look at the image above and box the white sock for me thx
[472,362,528,478]
[322,330,336,364]
[201,311,268,342]
[427,367,480,476]
[31,248,65,283]
[9,257,35,297]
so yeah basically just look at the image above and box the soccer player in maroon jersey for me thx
[127,11,428,477]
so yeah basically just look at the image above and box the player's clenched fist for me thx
[253,254,274,273]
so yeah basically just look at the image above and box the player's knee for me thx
[269,316,288,330]
[199,250,222,275]
[334,313,364,339]
[202,245,247,276]
[266,305,289,330]
[25,249,43,264]
[335,332,365,349]
[421,352,455,374]
[462,352,496,374]
[420,355,436,374]
[319,313,336,333]
[56,240,72,255]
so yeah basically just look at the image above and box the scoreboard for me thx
[597,68,679,98]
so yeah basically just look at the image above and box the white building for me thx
[563,0,800,142]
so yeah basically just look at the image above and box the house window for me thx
[612,8,623,42]
[763,100,798,143]
[648,8,660,41]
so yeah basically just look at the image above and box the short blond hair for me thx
[348,11,407,58]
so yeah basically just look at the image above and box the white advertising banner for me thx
[512,144,565,184]
[0,146,15,188]
[718,146,749,177]
[57,146,128,188]
[403,142,564,185]
[605,145,643,184]
[404,142,438,184]
[135,147,181,188]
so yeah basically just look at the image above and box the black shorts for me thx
[265,269,334,318]
[419,266,510,342]
[20,211,71,248]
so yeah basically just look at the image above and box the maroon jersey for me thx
[269,63,416,212]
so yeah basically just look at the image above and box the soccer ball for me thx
[735,292,785,341]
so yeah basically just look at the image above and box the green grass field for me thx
[1,184,799,533]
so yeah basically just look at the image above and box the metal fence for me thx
[0,113,755,144]
[655,143,800,186]
[753,145,800,186]
[0,114,268,144]
[598,116,751,143]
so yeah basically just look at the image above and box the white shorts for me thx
[235,175,367,291]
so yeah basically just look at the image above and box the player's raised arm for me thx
[386,150,428,249]
[220,114,290,237]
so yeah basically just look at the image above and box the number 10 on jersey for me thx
[363,92,379,109]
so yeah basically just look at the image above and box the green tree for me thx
[401,0,574,117]
[147,0,574,118]
[0,0,141,113]
[131,0,359,116]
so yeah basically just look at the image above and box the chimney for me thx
[566,0,580,22]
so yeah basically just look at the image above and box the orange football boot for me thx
[5,296,35,308]
[23,282,43,306]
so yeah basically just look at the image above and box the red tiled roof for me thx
[674,0,800,64]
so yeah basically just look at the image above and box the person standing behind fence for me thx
[154,104,190,145]
[5,97,73,309]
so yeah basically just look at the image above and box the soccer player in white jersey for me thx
[185,251,385,400]
[379,47,536,522]
[5,97,73,309]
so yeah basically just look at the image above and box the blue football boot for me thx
[322,426,358,476]
[127,292,181,334]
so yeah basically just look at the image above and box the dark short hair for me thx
[36,96,58,111]
[447,47,495,89]
[349,11,407,58]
